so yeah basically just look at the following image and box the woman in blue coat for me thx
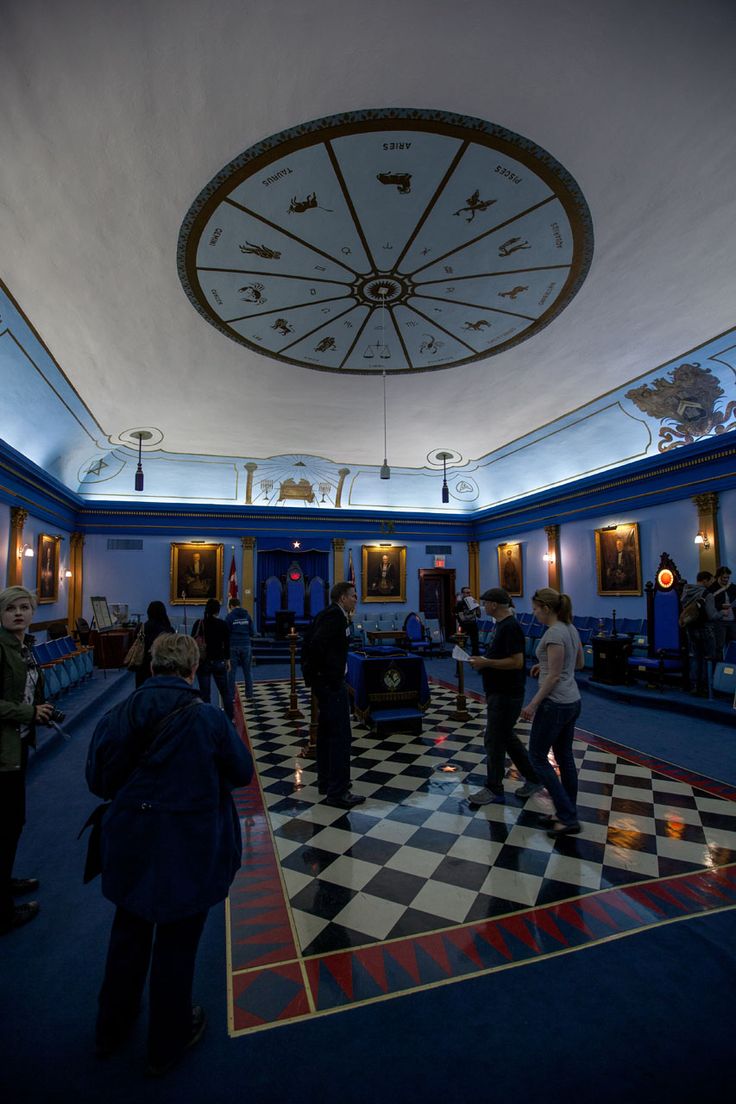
[86,633,253,1075]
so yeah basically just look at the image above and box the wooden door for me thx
[418,568,456,640]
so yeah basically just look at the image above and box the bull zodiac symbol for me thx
[238,283,266,303]
[271,318,294,336]
[498,285,528,300]
[376,172,412,194]
[239,241,281,259]
[288,192,333,214]
[498,237,531,257]
[463,320,490,332]
[453,189,497,223]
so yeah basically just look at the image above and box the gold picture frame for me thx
[170,542,224,604]
[497,542,522,597]
[595,523,642,596]
[362,545,407,602]
[37,534,60,604]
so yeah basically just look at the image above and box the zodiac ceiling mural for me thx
[178,108,593,375]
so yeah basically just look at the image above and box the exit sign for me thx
[434,557,446,567]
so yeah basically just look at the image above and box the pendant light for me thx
[437,451,452,503]
[380,369,391,480]
[131,430,152,492]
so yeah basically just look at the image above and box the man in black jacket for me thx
[310,581,364,809]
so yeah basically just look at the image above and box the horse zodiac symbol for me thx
[238,283,266,303]
[376,172,412,195]
[288,192,333,214]
[498,285,528,300]
[453,189,497,223]
[239,242,281,259]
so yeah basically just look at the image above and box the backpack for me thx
[300,610,327,688]
[678,597,705,629]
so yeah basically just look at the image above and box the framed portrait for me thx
[595,523,642,596]
[362,545,407,602]
[497,542,522,597]
[37,534,60,604]
[170,542,224,604]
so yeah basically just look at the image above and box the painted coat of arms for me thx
[626,362,736,451]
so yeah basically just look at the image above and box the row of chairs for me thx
[32,636,94,698]
[712,641,736,696]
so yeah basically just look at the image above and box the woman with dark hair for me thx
[520,587,584,838]
[192,598,232,719]
[135,601,174,688]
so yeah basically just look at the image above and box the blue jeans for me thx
[197,660,232,719]
[229,646,253,699]
[528,698,581,825]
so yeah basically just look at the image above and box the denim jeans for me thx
[528,698,582,825]
[229,646,253,699]
[197,660,233,719]
[483,692,537,792]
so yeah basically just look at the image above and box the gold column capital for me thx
[544,524,559,541]
[10,506,28,531]
[70,531,85,550]
[693,492,719,513]
[241,536,256,551]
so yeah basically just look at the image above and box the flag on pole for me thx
[228,554,238,601]
[347,548,355,586]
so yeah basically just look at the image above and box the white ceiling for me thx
[2,0,735,478]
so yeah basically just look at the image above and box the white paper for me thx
[464,596,480,611]
[452,644,471,662]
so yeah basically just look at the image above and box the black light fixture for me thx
[131,430,152,492]
[380,369,391,480]
[437,451,452,503]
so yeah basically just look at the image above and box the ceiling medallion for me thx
[178,108,593,375]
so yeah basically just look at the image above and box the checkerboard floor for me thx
[239,680,736,959]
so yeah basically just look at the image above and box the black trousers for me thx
[460,619,480,656]
[315,683,352,798]
[97,904,207,1062]
[0,748,28,925]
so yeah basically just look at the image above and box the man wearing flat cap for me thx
[468,588,542,805]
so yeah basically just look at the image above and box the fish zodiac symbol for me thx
[498,285,528,300]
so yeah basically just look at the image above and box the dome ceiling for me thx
[178,109,593,374]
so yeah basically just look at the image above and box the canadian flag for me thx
[347,548,355,586]
[228,555,238,601]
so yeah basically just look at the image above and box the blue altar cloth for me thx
[346,651,430,732]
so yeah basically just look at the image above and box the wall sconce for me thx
[543,552,555,564]
[65,569,73,578]
[19,543,34,559]
[694,530,711,550]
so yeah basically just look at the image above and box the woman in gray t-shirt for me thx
[520,588,583,837]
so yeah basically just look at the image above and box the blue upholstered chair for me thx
[403,612,433,656]
[307,576,327,619]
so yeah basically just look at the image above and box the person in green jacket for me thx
[0,586,54,935]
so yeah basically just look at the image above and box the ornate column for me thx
[244,463,258,505]
[68,532,85,629]
[7,507,28,587]
[693,493,719,574]
[241,536,256,616]
[544,525,561,590]
[335,468,350,509]
[332,538,345,584]
[468,541,480,598]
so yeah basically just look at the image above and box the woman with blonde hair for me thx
[0,586,54,935]
[520,587,584,838]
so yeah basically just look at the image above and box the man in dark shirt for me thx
[310,581,364,809]
[468,587,541,805]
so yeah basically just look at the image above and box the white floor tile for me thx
[384,844,445,879]
[332,893,407,939]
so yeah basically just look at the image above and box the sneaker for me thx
[468,787,504,806]
[516,782,544,799]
